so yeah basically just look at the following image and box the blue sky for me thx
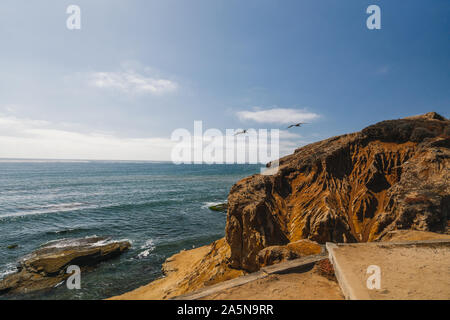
[0,0,449,160]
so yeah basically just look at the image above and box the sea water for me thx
[0,161,260,300]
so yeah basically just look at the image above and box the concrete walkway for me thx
[327,239,450,300]
[172,239,450,300]
[171,253,328,300]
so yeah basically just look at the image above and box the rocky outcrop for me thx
[257,239,322,268]
[110,238,245,300]
[110,112,449,300]
[0,237,131,295]
[226,112,449,271]
[208,203,228,212]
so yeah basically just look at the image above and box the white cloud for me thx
[237,108,320,124]
[1,104,19,114]
[0,115,318,162]
[279,130,302,139]
[88,71,178,95]
[0,115,175,160]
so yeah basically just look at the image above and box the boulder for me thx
[0,236,131,295]
[257,239,322,268]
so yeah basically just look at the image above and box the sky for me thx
[0,0,449,161]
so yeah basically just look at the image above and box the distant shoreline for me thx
[0,158,173,163]
[0,158,268,164]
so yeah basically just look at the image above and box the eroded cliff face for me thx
[226,112,450,271]
[110,238,245,300]
[113,112,449,299]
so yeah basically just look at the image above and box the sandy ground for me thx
[111,231,450,300]
[333,242,450,300]
[202,268,344,300]
[382,230,450,242]
[110,244,342,300]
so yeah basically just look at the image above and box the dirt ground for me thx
[382,230,450,242]
[202,268,344,300]
[111,231,450,300]
[111,246,343,300]
[333,242,450,300]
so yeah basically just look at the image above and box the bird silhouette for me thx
[287,122,308,129]
[234,129,248,136]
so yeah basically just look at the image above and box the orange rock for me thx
[113,112,450,299]
[226,112,450,271]
[257,239,322,268]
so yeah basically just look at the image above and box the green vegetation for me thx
[208,203,227,212]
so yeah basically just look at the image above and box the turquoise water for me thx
[0,161,260,300]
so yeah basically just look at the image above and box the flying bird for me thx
[234,129,248,136]
[287,122,308,129]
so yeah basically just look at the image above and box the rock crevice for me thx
[226,112,450,271]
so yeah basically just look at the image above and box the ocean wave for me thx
[0,263,18,280]
[137,239,155,259]
[201,200,227,209]
[0,202,96,220]
[93,199,183,212]
[45,227,88,235]
[40,236,131,249]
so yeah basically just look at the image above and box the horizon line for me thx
[0,157,267,164]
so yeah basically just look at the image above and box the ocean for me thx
[0,161,260,300]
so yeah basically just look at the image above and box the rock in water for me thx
[225,112,450,271]
[208,203,228,212]
[0,236,131,295]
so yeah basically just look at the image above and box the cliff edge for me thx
[226,112,449,271]
[113,112,449,299]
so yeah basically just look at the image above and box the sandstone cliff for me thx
[113,112,449,299]
[226,112,449,271]
[111,238,245,300]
